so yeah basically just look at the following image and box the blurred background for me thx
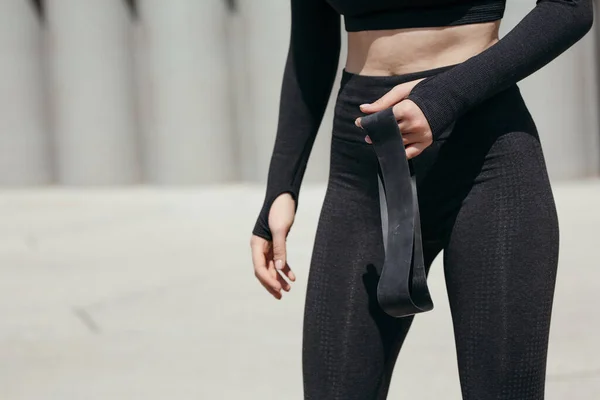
[0,0,599,399]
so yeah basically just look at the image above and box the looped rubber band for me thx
[360,107,434,318]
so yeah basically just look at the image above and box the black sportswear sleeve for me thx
[405,0,594,140]
[252,0,341,241]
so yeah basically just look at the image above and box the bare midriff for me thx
[345,21,501,76]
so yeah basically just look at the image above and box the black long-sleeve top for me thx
[253,0,594,241]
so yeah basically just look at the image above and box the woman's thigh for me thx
[443,128,560,400]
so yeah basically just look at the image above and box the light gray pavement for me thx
[0,181,599,399]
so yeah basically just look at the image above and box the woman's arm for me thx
[405,0,594,140]
[252,0,341,241]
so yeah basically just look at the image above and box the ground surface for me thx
[0,181,598,399]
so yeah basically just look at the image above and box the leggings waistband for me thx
[340,63,459,92]
[334,63,460,144]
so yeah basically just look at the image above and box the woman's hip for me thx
[329,65,549,227]
[331,65,542,182]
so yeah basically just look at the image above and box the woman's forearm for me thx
[406,0,594,139]
[253,0,341,241]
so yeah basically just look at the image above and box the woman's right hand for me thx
[250,193,297,299]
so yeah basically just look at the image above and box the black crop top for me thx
[252,0,594,241]
[328,0,506,30]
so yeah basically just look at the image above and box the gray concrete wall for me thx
[0,1,50,184]
[137,0,236,184]
[46,0,140,185]
[0,0,597,185]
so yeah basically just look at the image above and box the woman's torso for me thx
[326,0,503,76]
[346,22,500,76]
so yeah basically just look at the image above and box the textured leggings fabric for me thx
[302,67,560,399]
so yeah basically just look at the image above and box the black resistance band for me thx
[361,107,434,318]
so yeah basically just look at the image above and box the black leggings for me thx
[302,66,560,399]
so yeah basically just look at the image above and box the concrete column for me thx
[237,0,298,183]
[576,23,600,177]
[46,0,139,185]
[138,0,235,184]
[131,15,150,182]
[503,1,600,179]
[228,3,252,182]
[237,1,345,184]
[0,1,50,185]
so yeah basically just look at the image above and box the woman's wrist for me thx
[253,191,297,241]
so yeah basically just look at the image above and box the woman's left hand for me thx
[355,78,432,159]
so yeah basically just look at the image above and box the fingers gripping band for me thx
[360,108,434,318]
